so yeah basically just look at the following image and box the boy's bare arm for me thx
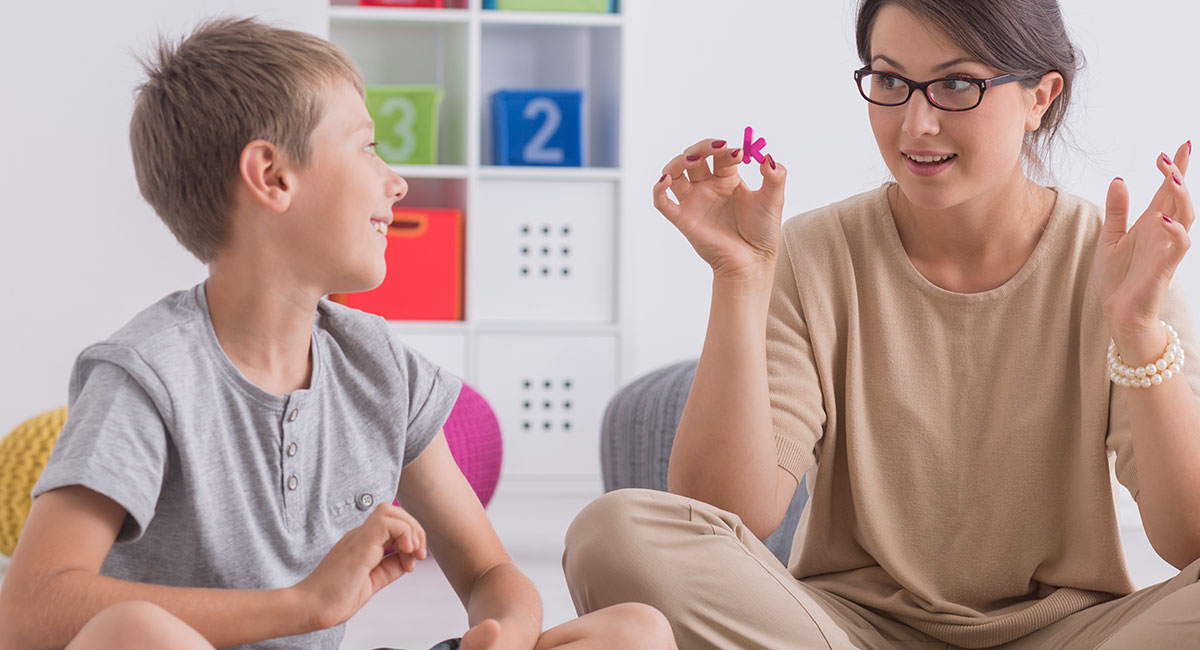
[398,431,543,648]
[0,486,310,650]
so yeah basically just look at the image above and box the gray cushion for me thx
[600,359,808,565]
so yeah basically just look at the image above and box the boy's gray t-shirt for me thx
[33,282,462,649]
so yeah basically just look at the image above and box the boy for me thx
[0,17,675,650]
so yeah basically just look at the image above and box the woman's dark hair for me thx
[855,0,1083,180]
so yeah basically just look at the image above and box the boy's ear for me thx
[238,139,294,213]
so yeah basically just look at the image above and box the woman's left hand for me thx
[1093,140,1193,352]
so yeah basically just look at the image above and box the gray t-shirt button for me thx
[287,475,298,491]
[287,408,298,422]
[356,493,374,510]
[286,442,297,457]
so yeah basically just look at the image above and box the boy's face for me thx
[287,79,407,294]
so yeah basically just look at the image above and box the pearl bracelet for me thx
[1107,320,1185,388]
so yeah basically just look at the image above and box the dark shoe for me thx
[370,639,461,650]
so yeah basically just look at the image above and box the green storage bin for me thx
[365,85,444,165]
[486,0,613,12]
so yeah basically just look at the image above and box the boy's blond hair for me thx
[130,17,364,262]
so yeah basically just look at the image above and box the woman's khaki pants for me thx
[562,488,1200,649]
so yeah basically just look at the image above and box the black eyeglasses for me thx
[854,66,1040,112]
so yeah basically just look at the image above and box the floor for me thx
[0,485,1180,649]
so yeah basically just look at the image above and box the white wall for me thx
[622,0,1200,377]
[0,0,323,428]
[1,0,1197,586]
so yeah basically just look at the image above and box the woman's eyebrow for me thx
[871,54,979,73]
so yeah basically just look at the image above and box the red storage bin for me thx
[333,207,464,321]
[358,0,445,7]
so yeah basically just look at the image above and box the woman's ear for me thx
[238,139,294,213]
[1026,71,1065,132]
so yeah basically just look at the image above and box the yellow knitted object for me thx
[0,407,67,557]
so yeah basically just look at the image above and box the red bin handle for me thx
[389,212,429,237]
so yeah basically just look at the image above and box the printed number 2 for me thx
[377,96,417,162]
[522,98,564,164]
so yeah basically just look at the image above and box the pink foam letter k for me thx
[742,126,766,164]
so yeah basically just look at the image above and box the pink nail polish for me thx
[659,173,668,183]
[1175,173,1183,186]
[1115,177,1124,183]
[1189,141,1193,155]
[686,154,700,162]
[767,154,776,170]
[1164,215,1175,223]
[712,140,726,149]
[1163,153,1173,165]
[731,149,741,159]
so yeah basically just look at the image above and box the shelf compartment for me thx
[480,23,620,168]
[331,0,471,15]
[390,164,470,179]
[396,176,468,212]
[331,20,470,166]
[329,7,471,23]
[477,165,619,181]
[468,179,615,323]
[479,11,623,27]
[476,333,616,479]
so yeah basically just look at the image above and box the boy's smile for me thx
[289,79,408,295]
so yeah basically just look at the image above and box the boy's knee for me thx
[85,600,164,631]
[605,602,677,648]
[76,601,207,650]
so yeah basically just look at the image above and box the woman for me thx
[563,1,1198,648]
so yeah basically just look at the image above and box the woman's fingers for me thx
[660,138,724,200]
[712,145,742,178]
[660,153,693,201]
[1159,215,1191,272]
[1176,139,1191,177]
[678,138,727,184]
[1147,143,1190,223]
[654,136,782,230]
[1156,150,1193,231]
[652,174,683,225]
[1167,164,1194,233]
[758,154,786,208]
[1102,177,1131,247]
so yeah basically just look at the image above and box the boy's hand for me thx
[460,618,502,650]
[292,502,427,631]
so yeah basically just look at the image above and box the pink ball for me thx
[440,383,504,507]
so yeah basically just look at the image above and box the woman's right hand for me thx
[653,138,787,278]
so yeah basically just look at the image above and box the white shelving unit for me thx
[323,0,627,491]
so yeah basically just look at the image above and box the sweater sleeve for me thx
[768,223,828,483]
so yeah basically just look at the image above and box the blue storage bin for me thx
[492,88,584,167]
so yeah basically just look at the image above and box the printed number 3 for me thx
[522,98,564,164]
[378,96,417,162]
